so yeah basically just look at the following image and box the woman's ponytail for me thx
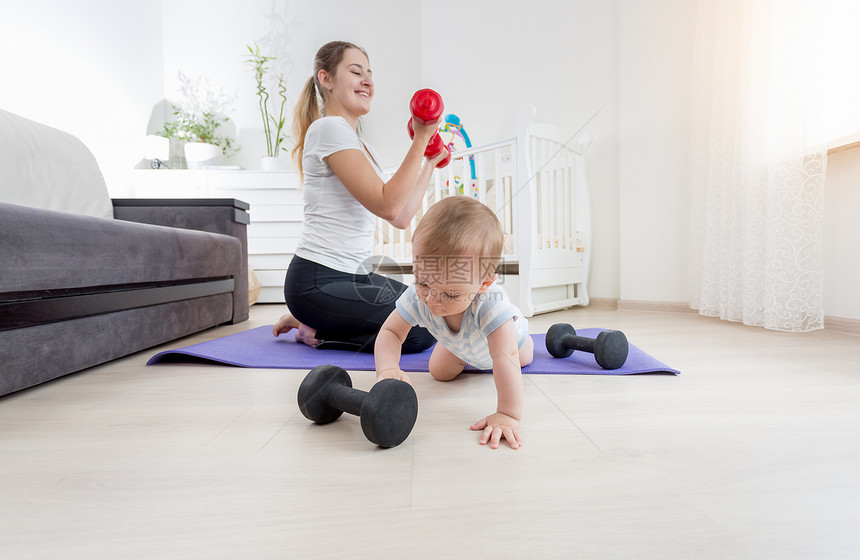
[291,76,321,180]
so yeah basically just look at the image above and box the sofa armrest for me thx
[112,198,250,323]
[111,198,250,231]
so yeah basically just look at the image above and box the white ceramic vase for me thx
[184,142,221,169]
[261,155,289,171]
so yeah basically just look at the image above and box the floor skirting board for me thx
[584,297,620,309]
[586,300,860,337]
[616,300,696,314]
[824,315,860,337]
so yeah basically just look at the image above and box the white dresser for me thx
[132,170,302,303]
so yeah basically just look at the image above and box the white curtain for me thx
[690,0,860,332]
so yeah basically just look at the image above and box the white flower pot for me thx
[261,155,289,171]
[184,142,221,169]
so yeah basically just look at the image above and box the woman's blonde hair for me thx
[412,196,504,280]
[291,40,369,179]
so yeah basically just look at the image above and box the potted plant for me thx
[160,72,238,169]
[245,44,289,170]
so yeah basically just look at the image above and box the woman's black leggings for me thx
[283,255,435,354]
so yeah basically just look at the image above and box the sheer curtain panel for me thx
[690,0,860,332]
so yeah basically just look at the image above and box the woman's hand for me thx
[410,116,441,145]
[426,146,449,167]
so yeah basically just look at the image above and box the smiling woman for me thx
[271,41,447,354]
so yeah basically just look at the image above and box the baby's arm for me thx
[470,318,525,449]
[374,310,414,384]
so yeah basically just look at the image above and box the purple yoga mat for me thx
[147,326,679,375]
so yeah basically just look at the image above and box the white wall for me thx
[0,0,164,197]
[618,0,696,305]
[158,0,423,171]
[824,148,860,321]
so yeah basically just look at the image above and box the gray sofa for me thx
[0,109,249,397]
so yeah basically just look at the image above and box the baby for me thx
[374,196,534,449]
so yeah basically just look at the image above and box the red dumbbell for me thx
[408,88,451,168]
[410,88,445,125]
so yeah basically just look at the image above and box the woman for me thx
[273,41,444,353]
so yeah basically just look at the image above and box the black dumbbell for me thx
[297,364,418,448]
[545,323,629,370]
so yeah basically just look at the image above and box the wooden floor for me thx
[1,303,859,559]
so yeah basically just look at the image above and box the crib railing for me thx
[374,137,518,262]
[374,105,592,316]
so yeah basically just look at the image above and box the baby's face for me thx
[412,255,492,317]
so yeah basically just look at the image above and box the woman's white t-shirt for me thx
[294,117,385,274]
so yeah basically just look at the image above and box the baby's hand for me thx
[376,368,411,385]
[470,412,522,450]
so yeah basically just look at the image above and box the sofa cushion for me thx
[0,109,113,219]
[0,202,241,294]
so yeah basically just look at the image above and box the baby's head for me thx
[411,196,504,315]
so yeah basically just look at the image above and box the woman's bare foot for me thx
[295,324,322,347]
[272,313,322,347]
[272,313,299,337]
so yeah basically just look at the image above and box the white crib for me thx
[374,106,593,317]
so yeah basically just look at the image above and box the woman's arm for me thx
[327,121,442,229]
[390,150,443,228]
